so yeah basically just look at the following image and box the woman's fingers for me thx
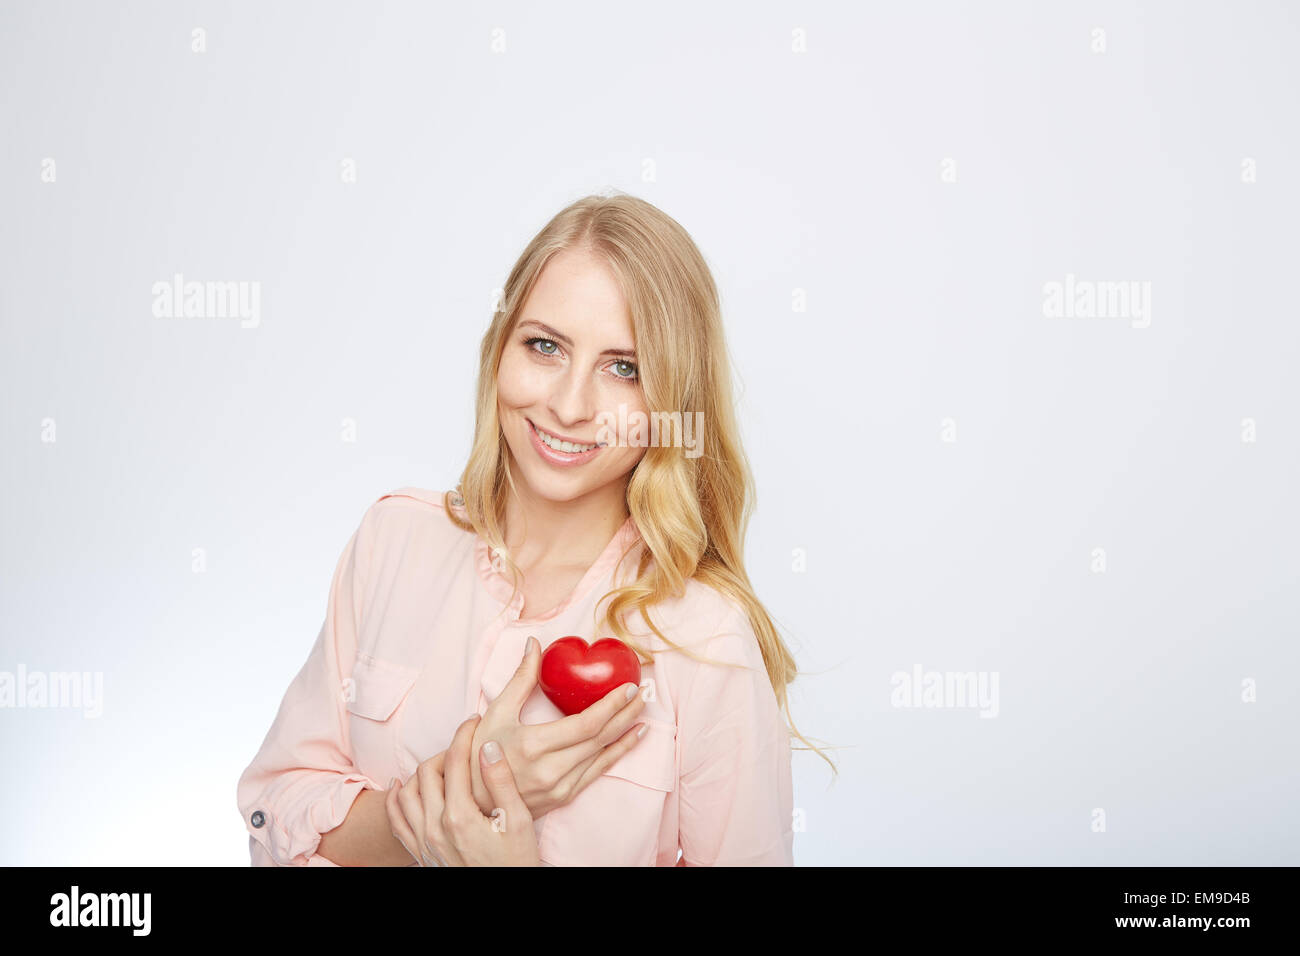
[477,737,532,831]
[554,721,647,807]
[534,679,645,755]
[544,684,647,770]
[548,748,604,807]
[441,715,481,835]
[385,778,420,865]
[495,635,541,716]
[415,751,454,866]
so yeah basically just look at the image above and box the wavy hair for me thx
[443,191,836,777]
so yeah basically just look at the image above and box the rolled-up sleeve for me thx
[236,502,384,866]
[676,603,795,866]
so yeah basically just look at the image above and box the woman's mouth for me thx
[527,419,603,465]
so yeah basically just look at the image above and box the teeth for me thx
[535,424,596,453]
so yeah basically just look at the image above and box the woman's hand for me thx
[466,635,648,820]
[386,714,540,867]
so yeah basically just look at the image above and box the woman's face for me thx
[496,247,649,505]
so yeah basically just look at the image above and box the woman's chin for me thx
[510,459,580,498]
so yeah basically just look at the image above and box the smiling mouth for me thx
[528,419,602,454]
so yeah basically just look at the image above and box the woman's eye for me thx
[525,337,559,356]
[524,336,637,382]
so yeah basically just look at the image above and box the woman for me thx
[236,192,833,866]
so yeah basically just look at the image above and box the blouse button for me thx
[250,810,266,828]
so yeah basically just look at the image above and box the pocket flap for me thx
[601,718,677,792]
[346,653,419,721]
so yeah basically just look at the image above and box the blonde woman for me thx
[236,192,833,866]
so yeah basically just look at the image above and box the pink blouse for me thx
[236,487,794,866]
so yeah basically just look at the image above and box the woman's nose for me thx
[548,368,597,423]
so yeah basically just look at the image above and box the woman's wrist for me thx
[317,786,417,866]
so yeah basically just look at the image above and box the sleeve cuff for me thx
[244,772,381,866]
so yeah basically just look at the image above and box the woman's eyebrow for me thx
[518,319,637,358]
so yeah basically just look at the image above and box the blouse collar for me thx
[463,501,642,626]
[469,506,643,711]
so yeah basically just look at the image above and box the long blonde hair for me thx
[444,191,836,777]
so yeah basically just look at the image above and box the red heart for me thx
[538,636,641,716]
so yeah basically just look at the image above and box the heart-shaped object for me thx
[538,636,641,716]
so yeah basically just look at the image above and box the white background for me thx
[1,0,1296,865]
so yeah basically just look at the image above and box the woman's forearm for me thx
[316,788,417,866]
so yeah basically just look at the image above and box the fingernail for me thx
[624,683,637,701]
[636,723,648,739]
[527,635,538,654]
[389,776,398,790]
[483,740,503,764]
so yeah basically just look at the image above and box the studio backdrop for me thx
[1,0,1296,865]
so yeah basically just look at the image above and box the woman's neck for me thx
[501,479,630,572]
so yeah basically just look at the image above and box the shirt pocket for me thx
[344,653,419,774]
[537,716,677,866]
